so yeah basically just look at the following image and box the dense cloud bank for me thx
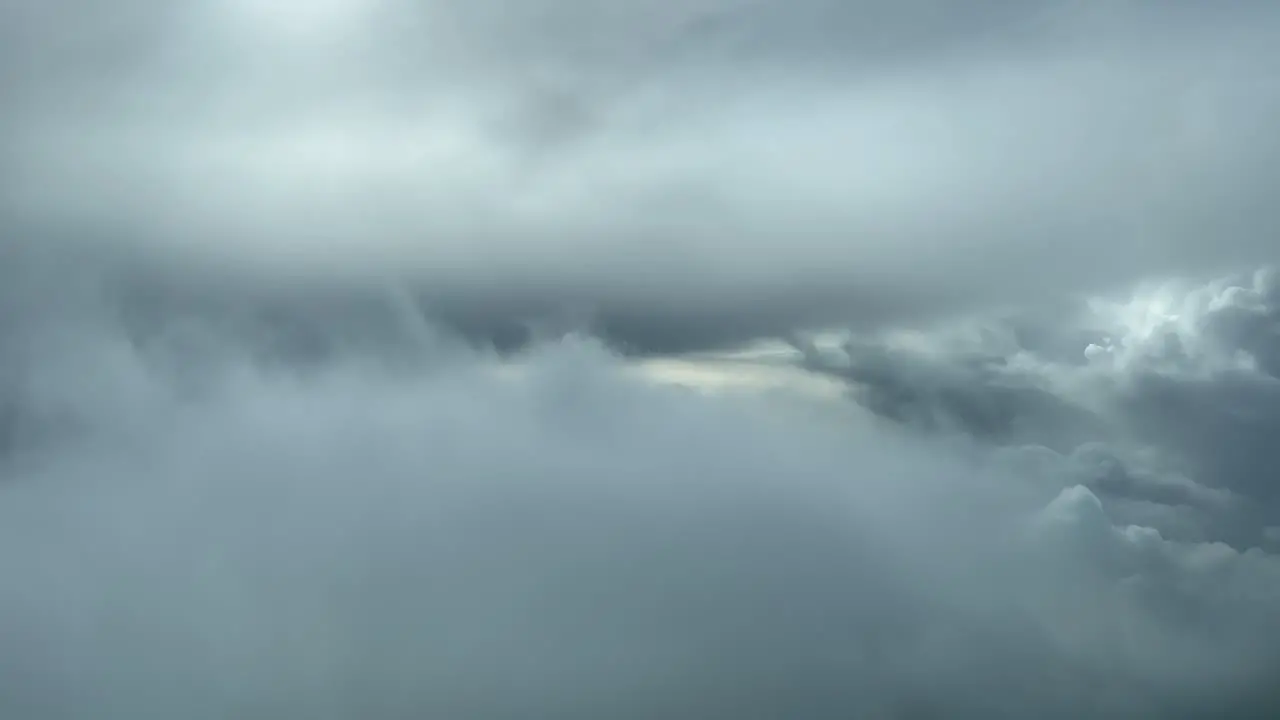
[6,0,1280,716]
[1,255,1279,718]
[793,268,1280,552]
[5,0,1280,352]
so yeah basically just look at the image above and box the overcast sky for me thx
[6,0,1280,348]
[4,1,1280,717]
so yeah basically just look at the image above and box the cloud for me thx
[5,1,1280,352]
[2,256,1280,717]
[794,267,1280,551]
[6,3,1280,715]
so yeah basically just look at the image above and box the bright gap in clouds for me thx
[630,337,846,397]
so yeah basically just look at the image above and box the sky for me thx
[3,1,1280,717]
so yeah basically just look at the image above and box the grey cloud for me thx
[796,268,1280,549]
[792,333,1103,445]
[7,4,1280,715]
[4,1,1280,353]
[3,266,1280,718]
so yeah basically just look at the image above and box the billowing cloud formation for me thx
[5,0,1280,351]
[2,251,1280,718]
[794,267,1280,551]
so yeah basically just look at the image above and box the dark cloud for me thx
[6,2,1280,716]
[796,269,1280,550]
[791,332,1103,445]
[3,264,1280,718]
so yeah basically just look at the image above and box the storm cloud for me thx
[3,264,1280,717]
[791,268,1280,551]
[5,1,1280,717]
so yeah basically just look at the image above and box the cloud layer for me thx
[7,1,1280,716]
[2,255,1280,717]
[5,1,1280,350]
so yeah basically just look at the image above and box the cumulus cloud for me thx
[794,268,1280,551]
